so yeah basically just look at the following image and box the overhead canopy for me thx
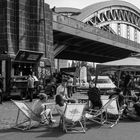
[96,56,140,72]
[95,56,140,87]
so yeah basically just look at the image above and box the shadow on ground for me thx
[0,118,140,139]
[0,123,65,138]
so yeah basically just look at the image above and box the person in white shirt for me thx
[56,78,69,101]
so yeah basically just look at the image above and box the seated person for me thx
[31,93,55,124]
[55,94,66,116]
[125,97,140,116]
[120,93,140,120]
[87,82,102,109]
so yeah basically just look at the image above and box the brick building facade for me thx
[0,0,54,96]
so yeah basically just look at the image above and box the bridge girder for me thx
[53,29,136,62]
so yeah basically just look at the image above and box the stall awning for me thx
[14,50,43,63]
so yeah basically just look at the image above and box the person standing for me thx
[67,76,73,98]
[123,72,131,96]
[27,74,35,102]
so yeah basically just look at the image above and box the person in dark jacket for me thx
[87,81,102,109]
[123,72,131,96]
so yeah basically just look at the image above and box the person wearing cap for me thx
[31,93,55,124]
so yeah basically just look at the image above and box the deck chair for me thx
[85,96,123,128]
[101,97,124,127]
[11,99,54,130]
[62,103,86,133]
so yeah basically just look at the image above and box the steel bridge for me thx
[52,1,140,63]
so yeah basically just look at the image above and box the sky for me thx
[45,0,140,10]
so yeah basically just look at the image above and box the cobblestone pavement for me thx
[0,92,88,130]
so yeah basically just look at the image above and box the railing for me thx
[53,12,140,49]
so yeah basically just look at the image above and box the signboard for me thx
[15,50,43,63]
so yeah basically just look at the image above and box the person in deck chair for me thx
[31,93,55,124]
[87,81,102,110]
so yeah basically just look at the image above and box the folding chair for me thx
[11,99,54,130]
[85,96,123,128]
[61,103,86,133]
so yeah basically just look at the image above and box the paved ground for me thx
[1,92,140,140]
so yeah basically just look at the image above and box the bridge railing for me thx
[53,12,140,49]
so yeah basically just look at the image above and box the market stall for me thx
[96,55,140,87]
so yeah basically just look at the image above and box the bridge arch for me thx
[75,1,140,42]
[76,1,140,22]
